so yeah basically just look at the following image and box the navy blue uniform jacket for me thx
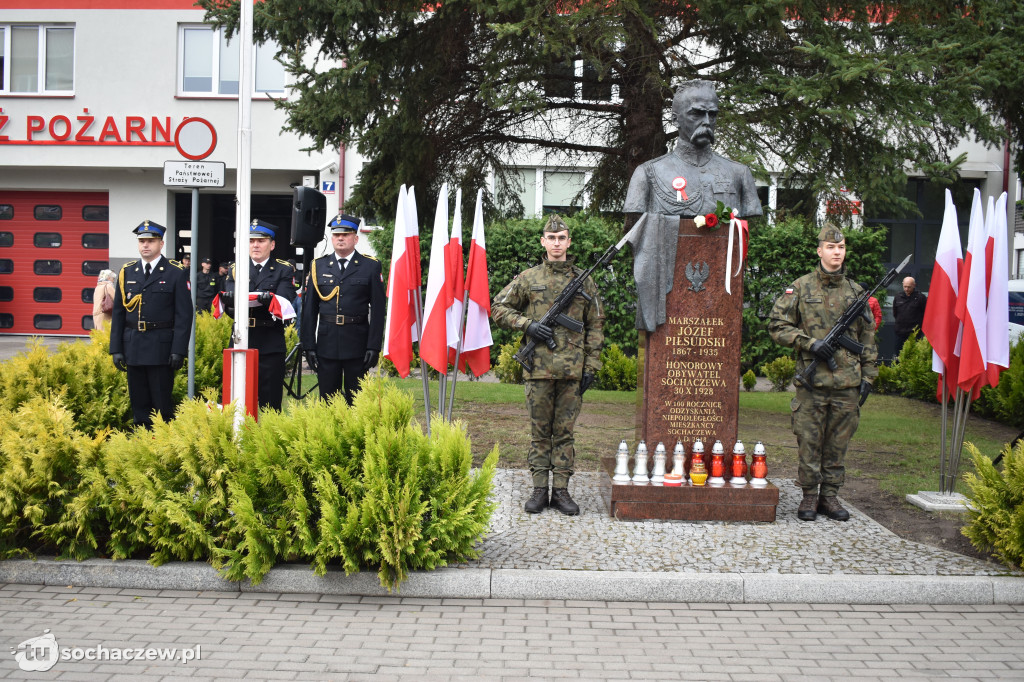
[221,260,297,355]
[301,251,386,360]
[110,256,194,365]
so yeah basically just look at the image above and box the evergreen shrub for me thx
[742,369,757,392]
[0,397,106,560]
[761,355,796,391]
[596,344,637,391]
[0,379,497,591]
[962,440,1024,570]
[494,342,524,384]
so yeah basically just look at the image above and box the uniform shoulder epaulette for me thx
[276,258,293,268]
[122,260,138,270]
[361,253,378,261]
[168,259,185,269]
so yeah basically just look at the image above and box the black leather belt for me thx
[134,320,173,331]
[334,315,367,325]
[249,318,282,327]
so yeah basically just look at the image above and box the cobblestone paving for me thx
[465,470,1019,576]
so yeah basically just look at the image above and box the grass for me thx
[289,376,1021,502]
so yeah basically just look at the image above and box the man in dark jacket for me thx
[110,220,194,427]
[301,214,385,405]
[195,258,219,312]
[220,220,296,411]
[893,276,927,354]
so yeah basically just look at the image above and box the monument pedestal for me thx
[608,217,778,521]
[600,457,778,521]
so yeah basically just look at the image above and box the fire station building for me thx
[0,0,351,336]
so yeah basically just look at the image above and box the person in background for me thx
[860,282,882,331]
[92,269,117,331]
[893,276,927,355]
[196,258,219,312]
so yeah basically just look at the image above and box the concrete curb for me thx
[3,558,1024,604]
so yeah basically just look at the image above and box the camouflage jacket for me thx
[491,258,604,380]
[768,265,878,390]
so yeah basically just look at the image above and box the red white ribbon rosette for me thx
[725,213,749,295]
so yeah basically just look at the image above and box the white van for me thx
[1010,279,1024,345]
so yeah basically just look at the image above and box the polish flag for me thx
[985,193,1010,387]
[955,189,988,396]
[211,292,225,319]
[446,188,465,364]
[419,183,453,374]
[922,189,962,400]
[458,189,493,377]
[383,185,418,378]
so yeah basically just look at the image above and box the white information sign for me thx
[163,161,226,187]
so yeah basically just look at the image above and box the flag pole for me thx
[948,386,970,494]
[939,377,949,494]
[446,289,471,420]
[412,287,431,435]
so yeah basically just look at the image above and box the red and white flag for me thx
[458,188,493,377]
[383,185,419,378]
[955,189,988,396]
[985,192,1010,387]
[419,183,453,374]
[208,292,294,321]
[922,189,962,400]
[446,188,465,364]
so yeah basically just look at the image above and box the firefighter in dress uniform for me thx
[109,220,194,428]
[220,220,296,411]
[301,213,386,405]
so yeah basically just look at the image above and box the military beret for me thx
[329,214,360,233]
[817,223,845,244]
[249,219,278,239]
[542,213,570,235]
[133,220,166,239]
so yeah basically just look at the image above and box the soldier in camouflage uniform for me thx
[492,215,604,515]
[768,224,878,522]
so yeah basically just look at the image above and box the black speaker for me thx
[290,186,327,247]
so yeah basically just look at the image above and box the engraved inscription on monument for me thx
[660,316,727,442]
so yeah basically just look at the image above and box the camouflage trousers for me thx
[524,379,582,488]
[791,385,860,497]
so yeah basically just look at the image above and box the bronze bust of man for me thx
[624,79,762,331]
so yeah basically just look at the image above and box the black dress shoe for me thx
[524,487,549,513]
[550,488,580,516]
[797,492,818,521]
[818,495,850,521]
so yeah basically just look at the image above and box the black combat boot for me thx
[818,495,850,521]
[797,492,818,521]
[550,488,580,516]
[524,487,549,514]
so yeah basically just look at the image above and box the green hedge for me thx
[0,379,498,590]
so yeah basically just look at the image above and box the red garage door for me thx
[0,191,109,336]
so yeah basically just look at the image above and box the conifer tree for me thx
[199,0,1020,219]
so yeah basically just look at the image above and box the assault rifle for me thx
[514,214,648,372]
[793,253,912,389]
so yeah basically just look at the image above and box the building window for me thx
[82,233,108,249]
[178,25,285,97]
[34,232,61,248]
[543,171,586,215]
[543,60,613,102]
[1,24,75,95]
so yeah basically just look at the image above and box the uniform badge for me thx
[785,287,794,294]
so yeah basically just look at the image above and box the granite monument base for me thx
[600,457,779,522]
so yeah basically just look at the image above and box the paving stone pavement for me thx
[471,470,1017,576]
[2,583,1024,681]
